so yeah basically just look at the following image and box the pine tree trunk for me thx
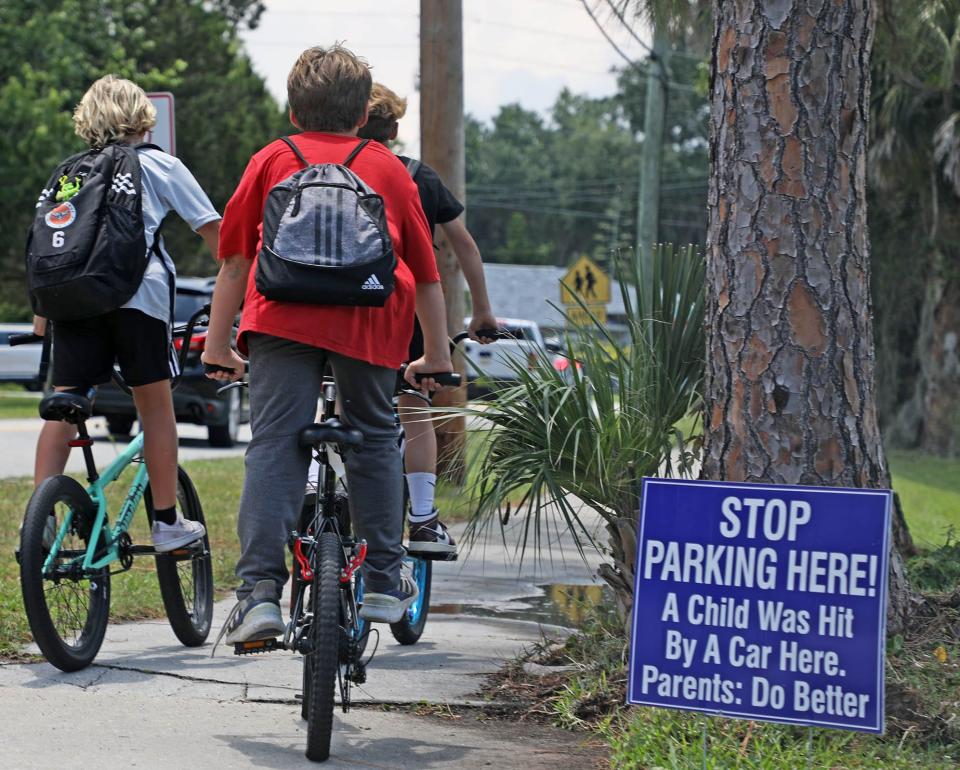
[703,0,917,635]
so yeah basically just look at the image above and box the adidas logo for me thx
[362,274,384,291]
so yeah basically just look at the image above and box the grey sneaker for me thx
[221,580,285,645]
[152,516,206,553]
[407,511,457,556]
[360,569,420,624]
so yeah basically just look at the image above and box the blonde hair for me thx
[287,45,372,132]
[358,83,407,143]
[73,75,156,148]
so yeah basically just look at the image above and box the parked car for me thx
[93,276,249,447]
[0,324,44,390]
[461,317,578,397]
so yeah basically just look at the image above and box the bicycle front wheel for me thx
[149,467,214,647]
[305,531,343,762]
[19,475,110,672]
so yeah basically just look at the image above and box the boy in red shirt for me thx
[202,45,453,642]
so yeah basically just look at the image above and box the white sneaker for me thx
[152,516,206,553]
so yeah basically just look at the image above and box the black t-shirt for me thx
[398,155,464,231]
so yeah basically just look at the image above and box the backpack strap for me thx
[403,157,422,180]
[281,136,310,168]
[134,142,165,153]
[343,139,370,168]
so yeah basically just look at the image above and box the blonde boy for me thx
[34,75,221,551]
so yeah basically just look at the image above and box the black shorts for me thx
[52,309,176,388]
[407,316,424,362]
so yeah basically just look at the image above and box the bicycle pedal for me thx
[233,638,281,656]
[415,551,459,562]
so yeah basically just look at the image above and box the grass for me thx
[0,433,488,660]
[0,384,41,420]
[491,598,960,770]
[0,456,243,659]
[889,449,960,549]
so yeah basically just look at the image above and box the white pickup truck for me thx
[462,317,568,397]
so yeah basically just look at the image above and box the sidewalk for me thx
[0,513,609,768]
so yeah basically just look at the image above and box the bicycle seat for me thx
[39,392,93,424]
[298,419,364,449]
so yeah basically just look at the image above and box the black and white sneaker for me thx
[360,569,420,624]
[406,510,457,556]
[216,580,284,645]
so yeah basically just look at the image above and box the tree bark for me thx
[703,0,916,635]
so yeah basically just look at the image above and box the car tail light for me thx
[173,331,207,352]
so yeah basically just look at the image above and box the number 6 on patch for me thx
[51,231,64,248]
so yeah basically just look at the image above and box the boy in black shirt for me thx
[359,83,497,556]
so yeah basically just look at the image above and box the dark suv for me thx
[93,276,249,447]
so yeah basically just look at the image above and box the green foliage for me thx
[465,52,707,267]
[908,536,960,592]
[461,243,704,558]
[0,0,286,318]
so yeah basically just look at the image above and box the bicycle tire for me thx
[390,558,432,645]
[149,466,214,647]
[19,475,110,672]
[305,531,343,762]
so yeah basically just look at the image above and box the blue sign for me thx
[628,478,892,733]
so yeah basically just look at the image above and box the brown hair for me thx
[287,44,372,132]
[73,75,156,148]
[358,83,407,143]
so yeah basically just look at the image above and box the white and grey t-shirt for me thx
[121,148,221,323]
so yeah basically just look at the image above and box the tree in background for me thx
[0,0,285,317]
[871,1,960,456]
[464,55,709,267]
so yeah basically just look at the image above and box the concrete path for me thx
[0,513,609,768]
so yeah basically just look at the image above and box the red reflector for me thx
[68,439,93,447]
[173,332,207,352]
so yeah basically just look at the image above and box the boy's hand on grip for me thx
[201,346,245,382]
[405,354,454,394]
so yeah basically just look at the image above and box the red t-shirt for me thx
[218,132,439,369]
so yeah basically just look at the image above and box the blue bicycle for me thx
[12,307,214,672]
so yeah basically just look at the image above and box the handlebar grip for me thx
[473,328,502,340]
[203,362,238,376]
[8,333,42,347]
[413,371,462,387]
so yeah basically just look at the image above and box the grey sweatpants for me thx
[235,333,403,598]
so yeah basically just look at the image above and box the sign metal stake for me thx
[807,726,813,770]
[701,718,708,770]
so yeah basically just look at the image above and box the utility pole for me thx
[637,25,669,308]
[420,0,467,483]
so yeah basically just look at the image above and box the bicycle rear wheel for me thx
[149,466,214,647]
[305,531,343,762]
[390,557,431,645]
[19,475,110,672]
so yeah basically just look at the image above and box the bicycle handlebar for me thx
[8,332,43,347]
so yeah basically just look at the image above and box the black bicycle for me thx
[220,362,460,762]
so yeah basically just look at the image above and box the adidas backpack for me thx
[26,142,162,322]
[255,137,396,307]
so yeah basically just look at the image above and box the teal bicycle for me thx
[12,307,215,672]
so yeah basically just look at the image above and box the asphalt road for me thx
[0,417,250,479]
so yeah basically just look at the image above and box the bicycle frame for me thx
[42,431,148,576]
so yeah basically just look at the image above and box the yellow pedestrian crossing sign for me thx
[560,255,610,305]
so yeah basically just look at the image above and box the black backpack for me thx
[255,137,396,307]
[26,142,162,322]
